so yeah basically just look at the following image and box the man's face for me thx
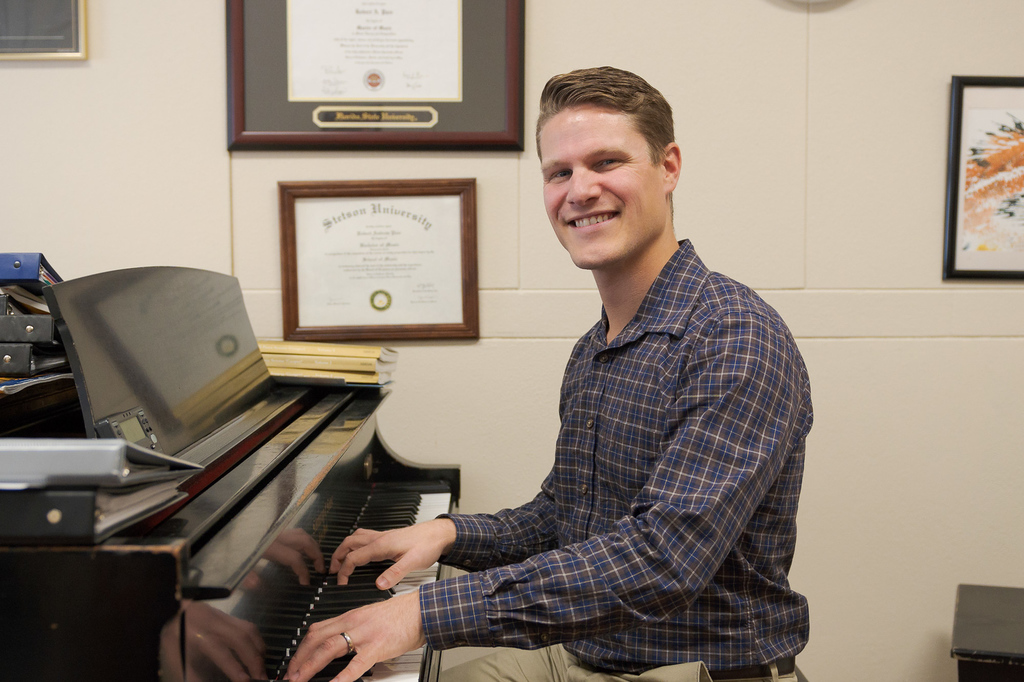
[539,105,680,279]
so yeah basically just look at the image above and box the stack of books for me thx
[258,339,398,386]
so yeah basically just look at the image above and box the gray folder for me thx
[0,438,202,490]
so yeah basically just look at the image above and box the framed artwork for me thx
[944,75,1024,279]
[0,0,87,60]
[227,0,524,151]
[279,179,479,341]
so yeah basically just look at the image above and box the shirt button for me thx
[598,353,610,363]
[540,634,550,642]
[579,484,589,495]
[585,418,595,429]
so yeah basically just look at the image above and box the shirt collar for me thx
[591,240,710,349]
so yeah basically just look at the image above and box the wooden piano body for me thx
[0,267,459,681]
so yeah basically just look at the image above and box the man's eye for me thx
[549,169,571,181]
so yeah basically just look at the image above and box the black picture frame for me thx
[226,0,524,151]
[943,75,1024,279]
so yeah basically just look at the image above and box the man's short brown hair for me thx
[536,66,675,162]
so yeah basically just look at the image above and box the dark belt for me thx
[711,657,796,680]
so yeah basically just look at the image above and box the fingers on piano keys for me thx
[260,487,451,680]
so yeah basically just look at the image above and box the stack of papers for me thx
[258,340,397,386]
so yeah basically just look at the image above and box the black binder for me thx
[0,343,67,377]
[0,314,56,343]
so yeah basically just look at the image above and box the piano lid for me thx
[44,267,274,457]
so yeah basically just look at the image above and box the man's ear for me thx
[661,143,682,194]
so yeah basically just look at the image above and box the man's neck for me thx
[594,238,680,343]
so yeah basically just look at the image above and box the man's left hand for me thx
[284,590,426,682]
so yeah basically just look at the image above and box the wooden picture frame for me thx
[279,179,479,341]
[227,0,524,151]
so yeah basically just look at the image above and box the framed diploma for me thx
[227,0,524,151]
[0,0,87,61]
[279,179,479,341]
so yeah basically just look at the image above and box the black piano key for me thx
[309,594,390,616]
[318,658,359,678]
[312,588,390,606]
[359,508,418,520]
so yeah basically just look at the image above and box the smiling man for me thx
[286,67,812,682]
[538,87,682,343]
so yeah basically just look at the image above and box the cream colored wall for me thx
[3,1,1023,680]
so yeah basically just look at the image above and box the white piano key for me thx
[414,492,452,523]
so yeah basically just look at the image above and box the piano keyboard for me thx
[262,487,452,681]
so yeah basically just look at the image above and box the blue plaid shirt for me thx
[420,241,812,673]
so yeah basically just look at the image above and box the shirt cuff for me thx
[419,572,493,649]
[438,513,500,569]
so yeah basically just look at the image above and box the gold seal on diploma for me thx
[370,290,392,311]
[363,69,385,92]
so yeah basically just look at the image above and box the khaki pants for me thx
[440,645,796,682]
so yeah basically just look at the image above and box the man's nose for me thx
[567,170,599,205]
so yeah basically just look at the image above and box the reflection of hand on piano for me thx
[331,518,457,589]
[285,590,426,682]
[260,528,326,586]
[164,599,267,682]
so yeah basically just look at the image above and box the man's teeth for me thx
[573,214,613,227]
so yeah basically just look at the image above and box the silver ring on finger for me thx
[341,631,355,654]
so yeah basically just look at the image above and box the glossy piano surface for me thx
[2,266,459,681]
[0,384,459,682]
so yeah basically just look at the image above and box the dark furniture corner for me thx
[952,584,1024,681]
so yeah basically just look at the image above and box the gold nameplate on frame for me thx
[312,106,439,129]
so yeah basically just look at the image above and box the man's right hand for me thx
[331,518,457,588]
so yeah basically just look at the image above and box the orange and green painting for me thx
[961,110,1024,252]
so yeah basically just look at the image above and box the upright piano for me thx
[0,267,459,682]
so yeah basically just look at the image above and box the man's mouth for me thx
[570,213,615,228]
